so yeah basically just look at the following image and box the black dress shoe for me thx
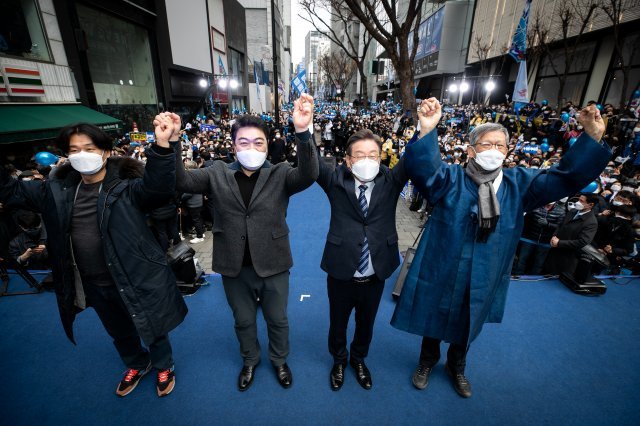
[274,363,293,389]
[412,364,433,390]
[330,363,345,391]
[350,360,372,390]
[238,364,258,392]
[445,364,472,398]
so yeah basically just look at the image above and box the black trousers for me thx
[419,338,468,374]
[222,267,290,367]
[83,282,173,370]
[151,214,180,252]
[327,275,385,365]
[187,206,205,238]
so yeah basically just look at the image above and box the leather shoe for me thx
[330,363,345,391]
[238,364,258,392]
[350,360,372,390]
[412,364,432,390]
[274,363,293,388]
[445,364,472,398]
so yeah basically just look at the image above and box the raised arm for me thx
[524,104,612,210]
[286,94,319,195]
[0,167,46,213]
[404,98,456,205]
[160,112,211,195]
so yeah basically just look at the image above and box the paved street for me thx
[191,195,424,274]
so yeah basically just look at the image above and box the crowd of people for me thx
[0,95,638,400]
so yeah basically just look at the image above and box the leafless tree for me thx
[471,35,493,103]
[299,0,374,103]
[317,51,358,98]
[600,0,640,107]
[531,0,599,107]
[340,0,425,117]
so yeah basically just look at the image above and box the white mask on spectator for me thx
[351,159,380,182]
[472,148,505,171]
[572,201,585,211]
[611,184,622,192]
[68,151,106,175]
[236,149,267,171]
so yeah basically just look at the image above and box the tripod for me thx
[0,258,43,297]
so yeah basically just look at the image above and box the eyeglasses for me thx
[474,142,508,151]
[348,154,380,161]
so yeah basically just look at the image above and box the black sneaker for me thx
[116,363,152,397]
[156,367,175,397]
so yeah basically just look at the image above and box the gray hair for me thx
[469,123,509,146]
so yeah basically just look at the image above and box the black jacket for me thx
[521,203,566,243]
[316,156,409,281]
[544,210,598,275]
[0,148,187,345]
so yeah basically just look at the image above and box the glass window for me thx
[535,73,588,105]
[76,4,158,131]
[604,68,640,106]
[0,0,51,62]
[538,42,596,76]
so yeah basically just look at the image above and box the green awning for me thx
[0,104,122,144]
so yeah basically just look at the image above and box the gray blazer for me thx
[175,131,319,277]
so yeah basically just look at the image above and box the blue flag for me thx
[218,55,227,75]
[508,0,532,62]
[291,70,307,95]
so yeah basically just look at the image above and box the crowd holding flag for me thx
[510,0,533,116]
[291,69,308,96]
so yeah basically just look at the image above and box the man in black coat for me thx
[316,128,408,391]
[544,194,598,276]
[0,117,187,398]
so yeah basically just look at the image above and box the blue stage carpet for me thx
[1,184,639,425]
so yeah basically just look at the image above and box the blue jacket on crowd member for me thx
[391,129,611,345]
[0,150,187,345]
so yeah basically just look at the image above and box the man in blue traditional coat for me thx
[391,98,610,398]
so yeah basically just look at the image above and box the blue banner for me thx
[199,124,217,132]
[508,0,533,62]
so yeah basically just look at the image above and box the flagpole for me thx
[271,0,280,130]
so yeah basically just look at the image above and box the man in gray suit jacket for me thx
[162,95,318,391]
[316,128,409,391]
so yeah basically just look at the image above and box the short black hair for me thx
[56,123,113,153]
[230,115,270,143]
[17,210,41,228]
[580,193,599,206]
[346,129,382,155]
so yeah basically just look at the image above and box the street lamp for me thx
[449,83,458,93]
[229,79,239,89]
[199,78,208,88]
[459,82,469,93]
[485,80,496,92]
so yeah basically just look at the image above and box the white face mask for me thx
[472,147,505,171]
[68,151,106,175]
[612,200,624,206]
[573,201,585,211]
[351,158,380,182]
[236,149,267,171]
[611,185,622,192]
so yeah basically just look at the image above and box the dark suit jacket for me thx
[174,131,318,278]
[544,210,598,275]
[316,155,409,281]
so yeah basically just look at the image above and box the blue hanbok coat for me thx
[391,130,611,345]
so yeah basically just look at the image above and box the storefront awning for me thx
[0,104,122,144]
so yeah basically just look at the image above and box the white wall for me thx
[165,0,212,73]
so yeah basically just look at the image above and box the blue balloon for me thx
[541,99,548,106]
[596,103,602,111]
[581,181,598,193]
[491,111,497,119]
[130,142,140,147]
[34,151,58,166]
[542,138,548,144]
[569,137,578,147]
[634,90,640,97]
[561,112,570,122]
[540,142,550,152]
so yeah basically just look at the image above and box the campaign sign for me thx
[129,132,147,142]
[146,132,155,143]
[522,144,539,154]
[199,124,217,132]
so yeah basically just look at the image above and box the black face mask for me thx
[23,226,41,239]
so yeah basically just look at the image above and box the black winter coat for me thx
[544,210,598,275]
[0,148,187,345]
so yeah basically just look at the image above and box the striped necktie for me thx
[357,184,369,274]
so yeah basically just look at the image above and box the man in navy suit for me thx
[316,128,409,390]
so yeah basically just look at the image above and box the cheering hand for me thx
[293,94,314,133]
[577,104,605,142]
[418,98,442,138]
[153,113,173,147]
